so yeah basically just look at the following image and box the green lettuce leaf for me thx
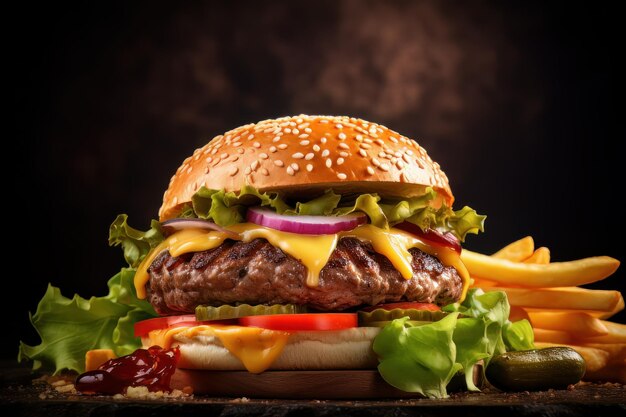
[374,314,462,398]
[374,289,535,398]
[182,185,485,241]
[18,268,157,374]
[109,214,163,268]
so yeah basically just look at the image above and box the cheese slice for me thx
[134,223,470,300]
[147,324,290,373]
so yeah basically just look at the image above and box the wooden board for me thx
[171,369,475,399]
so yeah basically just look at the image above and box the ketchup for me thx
[76,346,180,395]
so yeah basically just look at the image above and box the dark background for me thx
[9,1,624,360]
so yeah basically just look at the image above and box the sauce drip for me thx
[75,346,179,395]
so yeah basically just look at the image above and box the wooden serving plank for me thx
[171,369,475,399]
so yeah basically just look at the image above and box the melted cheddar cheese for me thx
[147,324,290,373]
[134,223,470,301]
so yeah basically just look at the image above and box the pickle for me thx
[358,308,447,327]
[486,347,586,391]
[195,304,308,321]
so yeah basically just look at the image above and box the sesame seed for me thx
[313,144,321,152]
[247,134,255,140]
[287,166,295,176]
[253,142,261,148]
[231,156,239,162]
[402,154,411,163]
[360,143,371,149]
[296,117,303,123]
[338,132,347,140]
[300,140,310,146]
[251,160,259,170]
[320,119,329,124]
[396,160,404,169]
[390,136,399,143]
[322,149,330,157]
[364,138,373,144]
[292,152,304,159]
[339,151,349,157]
[406,149,414,155]
[379,163,390,171]
[284,128,292,133]
[372,157,381,166]
[221,152,229,159]
[304,127,312,133]
[186,166,193,174]
[376,139,384,146]
[359,149,368,157]
[337,173,347,180]
[292,128,300,135]
[335,123,343,129]
[378,151,386,158]
[273,136,281,142]
[270,146,277,153]
[394,151,402,157]
[337,157,345,165]
[278,143,288,149]
[261,168,269,176]
[244,166,251,175]
[211,149,217,155]
[326,158,332,168]
[339,143,350,150]
[228,167,239,176]
[366,166,375,175]
[321,137,327,144]
[233,142,242,147]
[204,166,210,174]
[305,152,314,160]
[306,163,313,172]
[290,162,299,171]
[237,148,245,154]
[206,157,213,163]
[274,160,284,167]
[259,153,269,160]
[355,134,363,141]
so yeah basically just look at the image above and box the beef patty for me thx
[147,237,463,315]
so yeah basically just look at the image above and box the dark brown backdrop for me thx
[9,1,624,359]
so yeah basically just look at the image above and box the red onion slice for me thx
[161,218,240,239]
[247,207,367,235]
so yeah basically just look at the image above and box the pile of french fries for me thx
[461,237,625,383]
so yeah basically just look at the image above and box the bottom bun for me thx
[171,327,381,371]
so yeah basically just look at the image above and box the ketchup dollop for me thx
[76,346,180,395]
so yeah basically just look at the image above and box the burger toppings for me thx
[76,346,179,395]
[161,218,239,239]
[247,206,367,234]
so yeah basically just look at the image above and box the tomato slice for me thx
[134,315,201,337]
[361,302,441,312]
[395,222,461,254]
[238,313,357,331]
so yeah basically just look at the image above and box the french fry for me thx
[470,277,499,288]
[461,250,620,287]
[525,293,624,319]
[535,342,609,373]
[581,343,626,365]
[584,364,626,384]
[528,311,608,338]
[487,287,622,312]
[523,247,550,264]
[575,321,626,344]
[492,236,534,261]
[533,328,572,344]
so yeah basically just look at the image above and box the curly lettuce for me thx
[373,289,534,398]
[187,186,485,241]
[18,268,157,374]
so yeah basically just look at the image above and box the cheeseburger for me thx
[23,115,536,399]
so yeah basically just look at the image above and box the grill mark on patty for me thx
[227,238,266,260]
[190,242,233,270]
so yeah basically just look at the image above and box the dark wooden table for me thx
[2,362,625,417]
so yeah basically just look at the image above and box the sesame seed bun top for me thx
[159,115,453,221]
